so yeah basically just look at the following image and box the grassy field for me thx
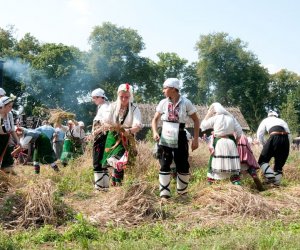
[1,141,300,249]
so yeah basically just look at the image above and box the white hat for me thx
[78,121,85,127]
[0,88,6,96]
[0,96,13,106]
[268,110,278,117]
[91,88,107,100]
[163,78,180,90]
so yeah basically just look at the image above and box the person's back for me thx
[256,110,290,186]
[36,121,55,140]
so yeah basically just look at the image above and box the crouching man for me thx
[257,111,291,186]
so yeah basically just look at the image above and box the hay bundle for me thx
[13,179,58,228]
[89,182,159,227]
[195,184,279,219]
[48,108,76,124]
[112,182,158,225]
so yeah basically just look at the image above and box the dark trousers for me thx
[258,135,290,173]
[93,133,107,172]
[158,130,190,173]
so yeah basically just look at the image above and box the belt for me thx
[270,131,289,136]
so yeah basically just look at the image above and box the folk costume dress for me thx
[101,100,142,186]
[200,103,243,184]
[92,102,110,189]
[156,96,197,197]
[0,111,16,171]
[19,128,59,174]
[237,134,260,176]
[52,126,65,159]
[60,124,84,166]
[256,111,291,185]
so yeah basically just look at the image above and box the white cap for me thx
[91,88,107,100]
[0,96,12,106]
[0,88,6,96]
[78,121,84,127]
[163,78,180,90]
[268,110,278,117]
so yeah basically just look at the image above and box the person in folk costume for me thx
[152,78,199,200]
[256,110,291,186]
[77,121,86,152]
[237,133,264,191]
[35,120,56,144]
[15,127,59,174]
[101,83,142,186]
[200,102,243,185]
[0,96,20,174]
[52,122,65,159]
[90,88,110,190]
[60,120,84,166]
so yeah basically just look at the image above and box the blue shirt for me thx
[35,125,55,140]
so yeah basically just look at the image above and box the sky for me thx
[0,0,299,74]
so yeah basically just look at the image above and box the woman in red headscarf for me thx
[101,83,142,187]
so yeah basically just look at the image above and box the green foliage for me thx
[280,92,299,134]
[31,225,62,244]
[269,69,300,110]
[195,32,270,129]
[0,229,21,250]
[64,213,99,241]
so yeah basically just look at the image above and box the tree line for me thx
[1,23,299,133]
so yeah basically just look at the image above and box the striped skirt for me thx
[208,137,240,180]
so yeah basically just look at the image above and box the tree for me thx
[0,25,17,57]
[15,33,41,61]
[280,93,299,135]
[195,32,270,130]
[88,22,145,100]
[269,69,300,111]
[181,62,203,104]
[28,43,88,112]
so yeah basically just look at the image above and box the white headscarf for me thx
[117,83,134,102]
[106,83,139,127]
[205,102,232,119]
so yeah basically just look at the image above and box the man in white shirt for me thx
[91,88,110,190]
[152,78,199,200]
[256,110,291,185]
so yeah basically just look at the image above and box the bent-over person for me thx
[200,102,243,185]
[256,110,291,186]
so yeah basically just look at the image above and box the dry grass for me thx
[0,172,14,195]
[194,184,279,219]
[2,141,300,230]
[85,181,160,227]
[48,108,76,124]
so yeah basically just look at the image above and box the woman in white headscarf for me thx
[200,102,243,184]
[101,83,142,186]
[0,96,20,174]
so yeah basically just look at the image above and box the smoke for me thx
[3,58,31,84]
[2,57,94,122]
